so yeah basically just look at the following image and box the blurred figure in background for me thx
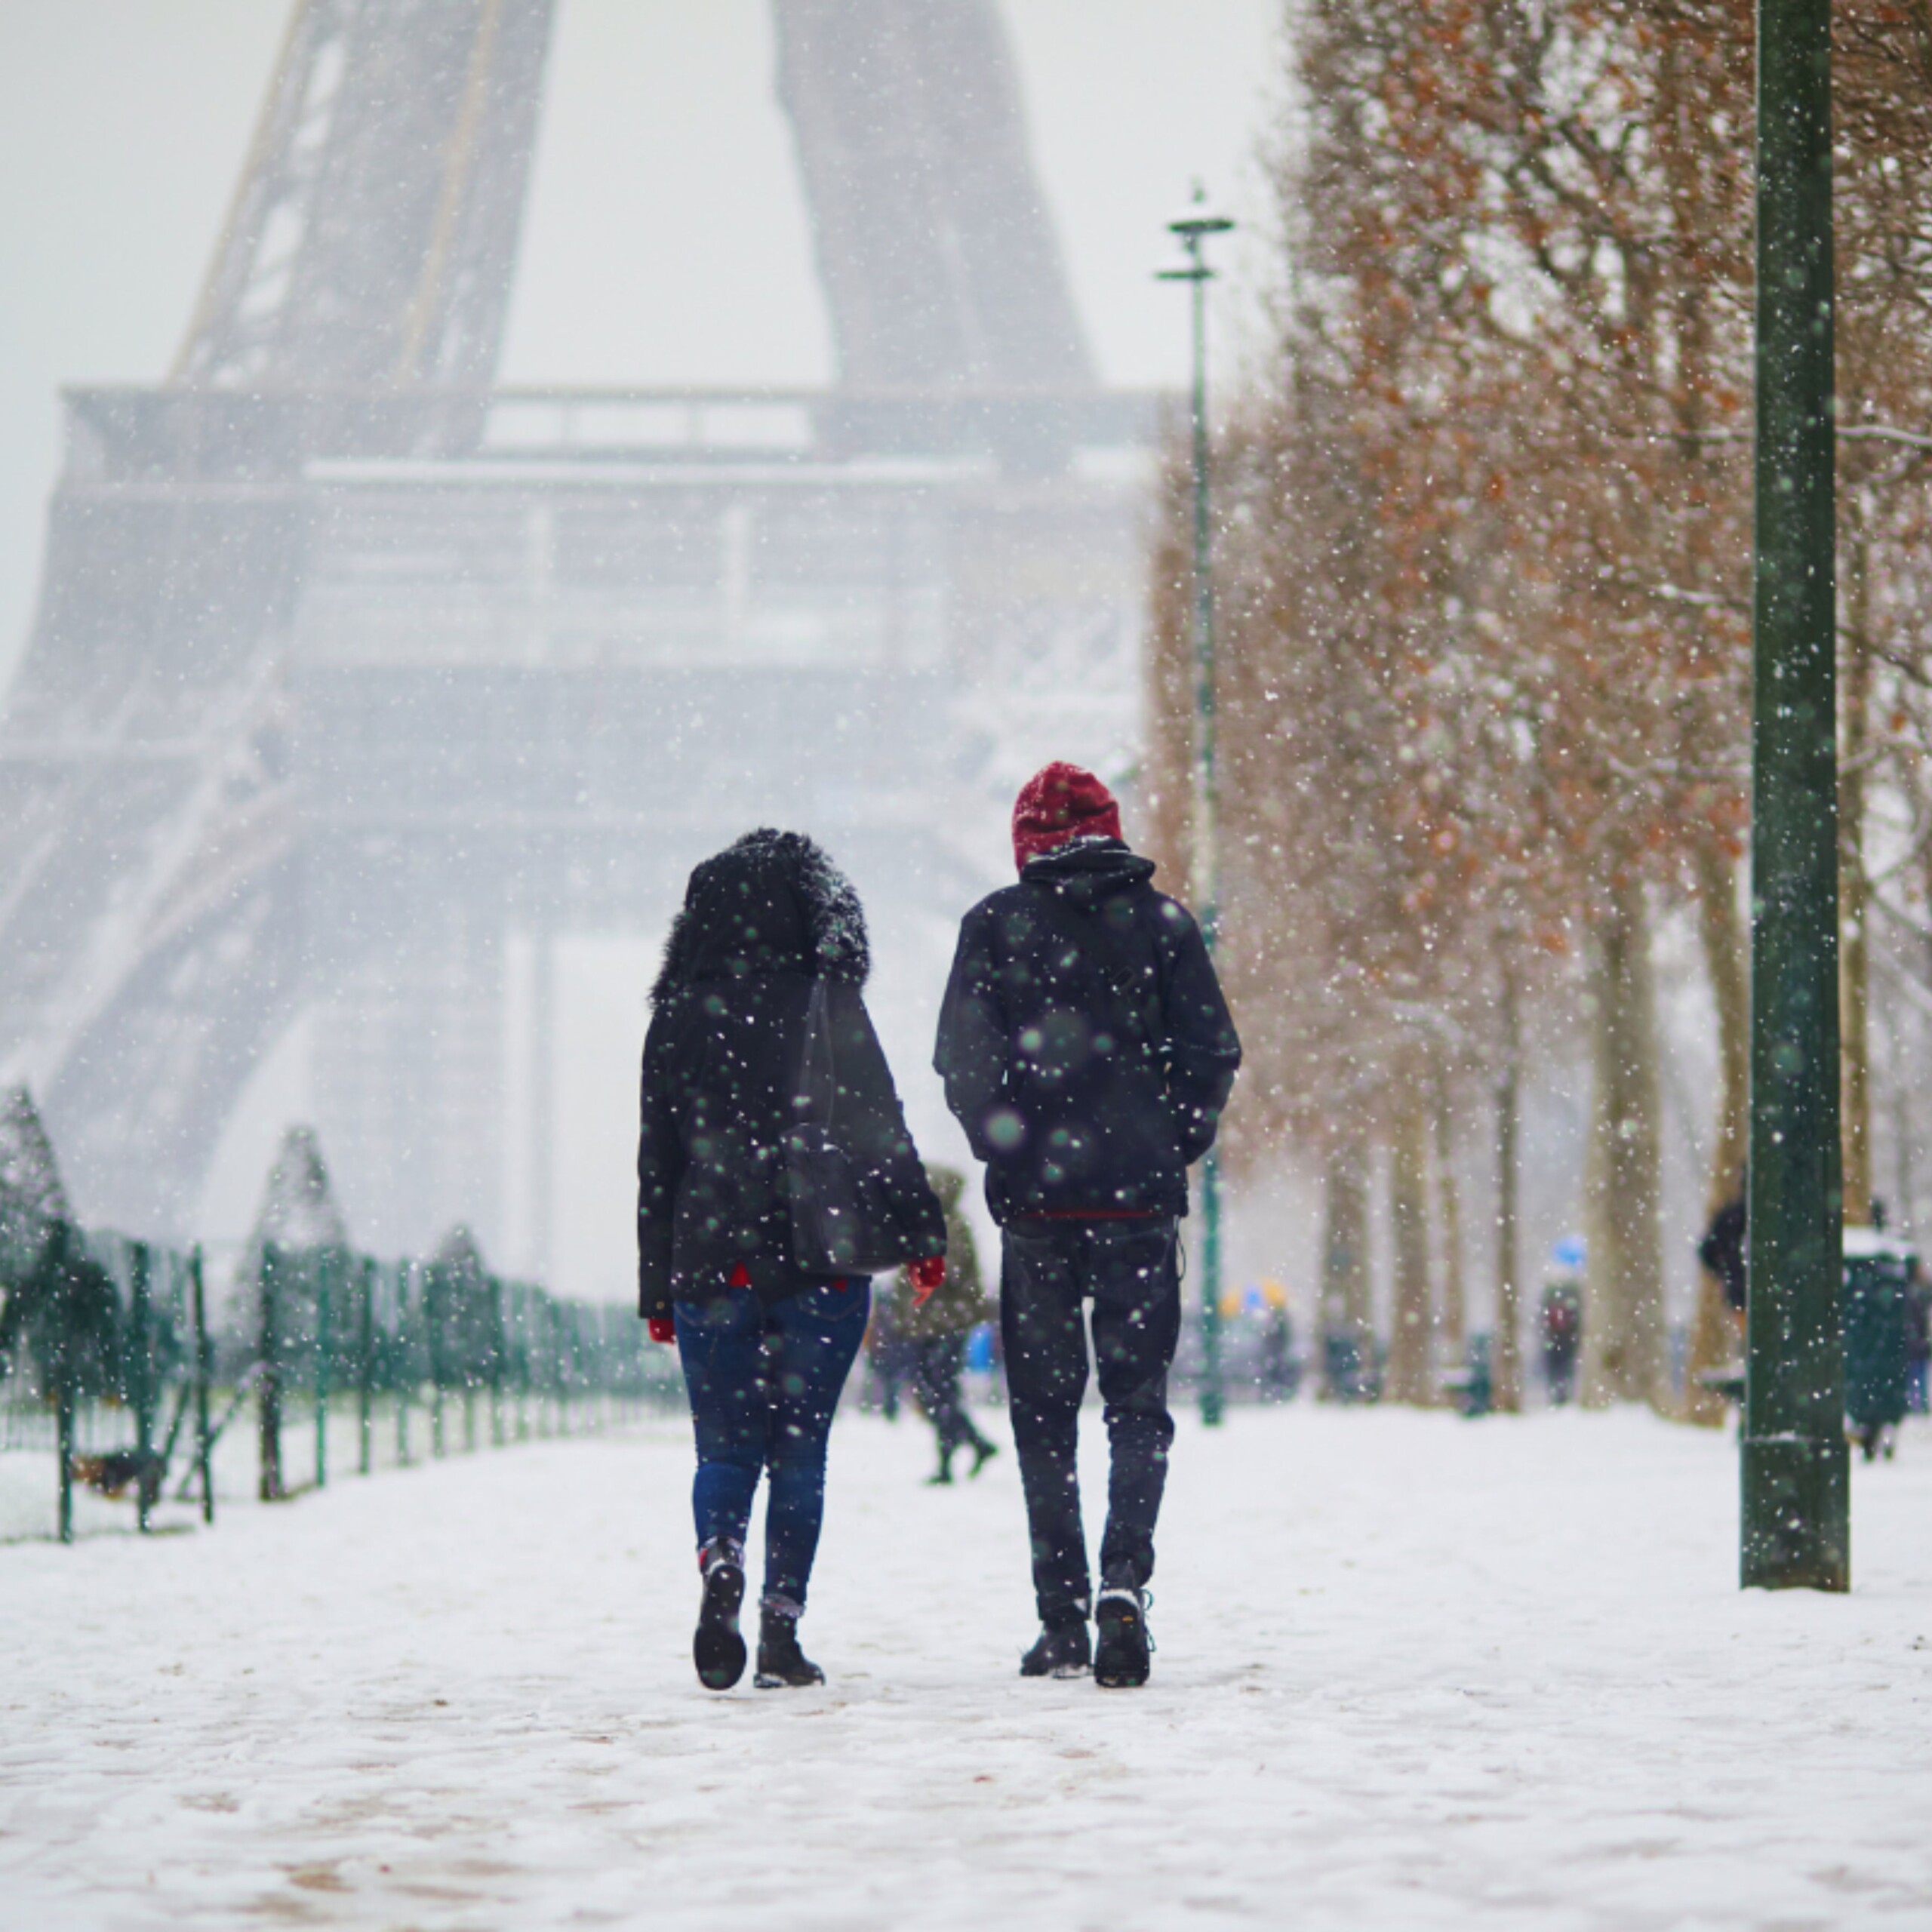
[895,1165,998,1484]
[1540,1275,1583,1407]
[1257,1281,1297,1403]
[864,1281,916,1420]
[1906,1256,1930,1417]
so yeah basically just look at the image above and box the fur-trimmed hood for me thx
[650,829,869,1006]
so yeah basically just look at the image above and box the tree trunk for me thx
[1142,443,1200,891]
[1887,1004,1915,1233]
[1581,875,1667,1408]
[1320,1132,1371,1399]
[1492,959,1524,1413]
[1684,835,1749,1425]
[1386,1062,1435,1404]
[1430,1044,1466,1371]
[1840,524,1873,1226]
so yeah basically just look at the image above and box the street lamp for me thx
[1160,186,1235,1428]
[1743,0,1846,1589]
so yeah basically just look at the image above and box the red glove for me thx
[909,1254,946,1307]
[648,1315,677,1345]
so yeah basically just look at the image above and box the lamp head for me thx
[1169,181,1235,241]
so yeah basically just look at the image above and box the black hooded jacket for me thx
[637,829,943,1322]
[934,837,1241,1225]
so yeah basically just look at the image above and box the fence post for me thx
[516,1287,530,1440]
[53,1227,78,1540]
[429,1262,446,1459]
[191,1244,214,1525]
[358,1257,375,1475]
[258,1243,283,1502]
[395,1262,413,1468]
[56,1379,75,1544]
[491,1276,506,1447]
[129,1239,155,1534]
[314,1249,331,1491]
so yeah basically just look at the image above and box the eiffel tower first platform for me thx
[0,0,1161,1268]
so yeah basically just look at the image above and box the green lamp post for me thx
[1743,0,1847,1591]
[1161,186,1235,1427]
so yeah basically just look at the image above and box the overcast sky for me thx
[0,0,1286,678]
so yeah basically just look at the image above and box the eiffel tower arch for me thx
[0,0,1158,1269]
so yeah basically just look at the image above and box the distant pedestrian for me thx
[864,1280,916,1419]
[1698,1186,1748,1315]
[1844,1229,1912,1460]
[1540,1277,1583,1406]
[1906,1260,1930,1417]
[638,829,946,1691]
[893,1164,998,1483]
[935,763,1240,1687]
[1257,1283,1297,1403]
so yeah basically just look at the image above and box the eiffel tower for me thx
[0,0,1155,1266]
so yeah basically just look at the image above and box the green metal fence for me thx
[1,1215,675,1543]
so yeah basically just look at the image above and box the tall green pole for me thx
[129,1240,155,1534]
[1162,189,1234,1427]
[191,1245,214,1525]
[358,1257,375,1475]
[258,1243,283,1502]
[314,1250,331,1490]
[1743,0,1847,1592]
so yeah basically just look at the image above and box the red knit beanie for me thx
[1011,762,1124,872]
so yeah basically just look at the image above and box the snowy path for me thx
[5,1404,1932,1931]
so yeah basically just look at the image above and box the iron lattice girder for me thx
[175,0,556,391]
[2,0,1122,1241]
[774,0,1093,390]
[0,387,1151,1240]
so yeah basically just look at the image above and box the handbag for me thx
[786,979,938,1275]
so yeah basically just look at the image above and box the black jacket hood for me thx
[1019,835,1157,907]
[651,829,869,1005]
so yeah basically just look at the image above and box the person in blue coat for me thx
[934,763,1240,1687]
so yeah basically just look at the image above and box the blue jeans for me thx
[674,1278,870,1608]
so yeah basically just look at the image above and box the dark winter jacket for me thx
[637,830,943,1324]
[1698,1195,1747,1312]
[933,837,1241,1226]
[892,1166,990,1341]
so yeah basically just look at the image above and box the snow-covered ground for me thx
[4,1401,1932,1930]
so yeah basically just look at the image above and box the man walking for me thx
[934,762,1240,1686]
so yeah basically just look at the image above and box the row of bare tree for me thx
[1146,0,1932,1415]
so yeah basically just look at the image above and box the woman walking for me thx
[638,829,946,1690]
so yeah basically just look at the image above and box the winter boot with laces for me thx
[1094,1579,1152,1688]
[755,1595,826,1688]
[692,1536,747,1690]
[1020,1609,1092,1678]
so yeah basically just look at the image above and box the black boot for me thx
[692,1537,746,1690]
[967,1435,999,1478]
[1020,1613,1091,1678]
[755,1596,826,1688]
[927,1444,955,1485]
[1094,1580,1152,1689]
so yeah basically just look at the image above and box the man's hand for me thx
[909,1254,946,1307]
[647,1315,677,1345]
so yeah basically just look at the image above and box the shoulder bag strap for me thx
[797,977,838,1131]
